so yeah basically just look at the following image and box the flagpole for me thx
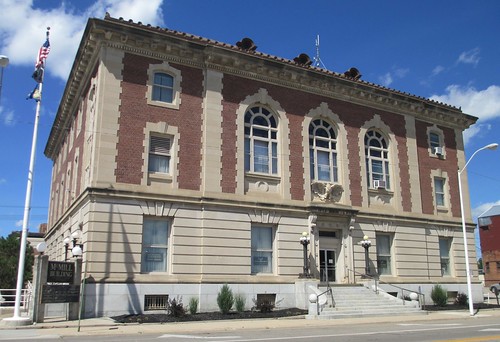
[4,28,49,326]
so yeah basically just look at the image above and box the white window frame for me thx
[365,130,390,190]
[141,218,170,273]
[148,135,171,175]
[309,118,338,183]
[427,126,446,159]
[251,226,274,274]
[244,106,279,175]
[439,237,452,276]
[146,62,182,110]
[434,177,446,207]
[376,234,392,276]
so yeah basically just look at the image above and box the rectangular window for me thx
[439,238,451,276]
[485,262,490,273]
[152,73,174,103]
[376,234,392,275]
[149,136,171,174]
[434,177,445,207]
[430,132,440,149]
[251,226,273,274]
[141,218,169,273]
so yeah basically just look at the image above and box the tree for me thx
[0,232,34,289]
[477,258,483,273]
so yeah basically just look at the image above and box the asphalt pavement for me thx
[1,307,500,338]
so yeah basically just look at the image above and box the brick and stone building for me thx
[43,14,481,317]
[478,205,500,286]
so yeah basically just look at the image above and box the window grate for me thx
[144,294,168,311]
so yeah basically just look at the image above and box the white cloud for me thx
[0,0,164,81]
[15,219,23,227]
[430,85,500,144]
[430,85,500,121]
[432,65,444,76]
[379,72,393,87]
[1,107,15,126]
[463,123,492,145]
[472,200,500,219]
[457,47,480,67]
[379,67,409,87]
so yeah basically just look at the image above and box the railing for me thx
[316,285,334,315]
[345,268,426,310]
[0,282,33,314]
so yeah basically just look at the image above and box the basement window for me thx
[144,294,168,311]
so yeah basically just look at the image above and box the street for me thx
[2,313,500,342]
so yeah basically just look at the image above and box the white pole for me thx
[458,142,498,317]
[458,167,474,316]
[11,82,43,320]
[0,55,9,104]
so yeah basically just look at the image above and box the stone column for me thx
[32,255,48,323]
[68,258,82,320]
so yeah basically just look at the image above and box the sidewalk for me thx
[1,308,500,337]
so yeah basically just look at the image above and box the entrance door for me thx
[319,249,336,283]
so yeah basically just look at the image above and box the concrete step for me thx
[311,285,425,320]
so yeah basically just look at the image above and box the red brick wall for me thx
[221,75,414,207]
[415,121,460,216]
[480,216,500,252]
[116,54,203,190]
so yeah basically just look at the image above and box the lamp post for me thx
[458,142,498,316]
[299,232,311,278]
[361,235,372,276]
[63,231,84,260]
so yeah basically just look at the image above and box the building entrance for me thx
[319,249,336,283]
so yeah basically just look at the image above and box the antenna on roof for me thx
[313,35,327,69]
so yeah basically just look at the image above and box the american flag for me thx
[35,38,50,68]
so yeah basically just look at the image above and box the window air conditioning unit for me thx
[373,180,386,189]
[434,146,444,156]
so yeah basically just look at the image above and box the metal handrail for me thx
[316,285,334,315]
[345,268,426,310]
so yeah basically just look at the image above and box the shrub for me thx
[455,292,468,306]
[430,284,448,307]
[167,296,185,317]
[188,297,199,315]
[234,293,246,312]
[217,284,234,314]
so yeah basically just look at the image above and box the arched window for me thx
[365,130,390,189]
[152,72,174,103]
[244,106,278,175]
[309,119,338,182]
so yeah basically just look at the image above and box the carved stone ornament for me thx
[311,182,343,202]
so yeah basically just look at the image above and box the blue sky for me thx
[0,0,499,256]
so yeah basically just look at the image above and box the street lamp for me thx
[299,232,311,278]
[458,142,498,316]
[361,235,372,276]
[64,231,84,260]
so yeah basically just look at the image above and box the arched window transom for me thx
[365,130,390,189]
[244,106,278,175]
[309,119,338,182]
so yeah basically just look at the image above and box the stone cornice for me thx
[44,15,478,158]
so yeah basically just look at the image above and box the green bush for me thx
[188,297,199,315]
[234,293,246,312]
[455,292,468,306]
[167,296,185,317]
[217,284,234,314]
[430,284,448,307]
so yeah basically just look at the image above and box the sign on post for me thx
[47,261,75,283]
